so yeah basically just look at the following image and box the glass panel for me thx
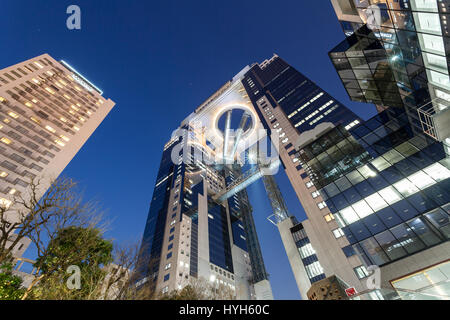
[424,208,450,238]
[390,223,426,254]
[352,200,375,219]
[341,206,360,224]
[365,193,388,211]
[394,178,419,197]
[408,171,436,190]
[371,156,391,171]
[346,170,365,185]
[423,163,450,182]
[360,237,391,265]
[407,217,442,246]
[378,186,402,204]
[413,12,442,35]
[374,230,407,260]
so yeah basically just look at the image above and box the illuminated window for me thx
[60,135,70,142]
[352,200,374,219]
[394,178,420,197]
[317,201,327,210]
[324,213,335,222]
[30,117,40,124]
[54,139,65,147]
[311,191,320,199]
[45,125,56,133]
[378,186,401,204]
[423,163,450,182]
[33,61,44,69]
[1,137,12,145]
[0,172,8,178]
[60,117,67,123]
[24,102,33,108]
[365,193,388,212]
[409,171,436,190]
[0,97,5,102]
[3,119,10,124]
[45,87,55,94]
[340,207,359,224]
[9,189,16,195]
[32,78,40,84]
[332,228,345,239]
[298,243,316,259]
[8,112,19,119]
[358,165,377,178]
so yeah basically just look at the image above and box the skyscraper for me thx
[137,54,376,300]
[0,54,115,257]
[241,55,371,298]
[306,0,450,299]
[136,67,273,299]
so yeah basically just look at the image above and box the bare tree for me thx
[0,177,97,264]
[159,277,236,300]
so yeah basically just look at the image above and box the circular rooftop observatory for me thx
[214,105,257,165]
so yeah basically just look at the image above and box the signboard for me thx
[345,287,357,297]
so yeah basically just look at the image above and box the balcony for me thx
[418,97,450,141]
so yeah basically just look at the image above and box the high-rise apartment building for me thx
[0,54,115,256]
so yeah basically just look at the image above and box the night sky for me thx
[0,0,377,299]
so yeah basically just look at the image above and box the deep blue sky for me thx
[1,0,376,299]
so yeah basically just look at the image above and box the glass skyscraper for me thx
[306,0,450,298]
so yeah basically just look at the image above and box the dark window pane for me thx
[360,237,391,265]
[407,217,442,246]
[390,224,425,254]
[424,208,450,239]
[374,230,407,261]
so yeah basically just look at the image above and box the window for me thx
[423,163,450,182]
[169,235,174,241]
[340,207,359,225]
[1,137,11,145]
[394,178,419,197]
[311,191,320,199]
[168,244,173,250]
[164,263,171,270]
[298,243,316,259]
[351,200,374,219]
[354,265,370,279]
[365,193,388,212]
[305,261,324,279]
[162,286,169,294]
[332,228,345,239]
[408,171,435,190]
[324,213,334,222]
[378,186,401,204]
[317,201,327,210]
[306,181,314,188]
[166,252,172,259]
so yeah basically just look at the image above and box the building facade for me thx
[136,68,273,299]
[0,54,115,257]
[309,0,450,298]
[241,55,371,298]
